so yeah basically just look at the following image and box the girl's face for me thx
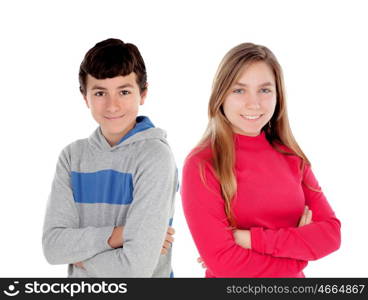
[223,61,277,136]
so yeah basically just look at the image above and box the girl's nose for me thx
[245,93,261,110]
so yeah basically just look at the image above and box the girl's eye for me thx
[120,90,130,95]
[260,88,271,93]
[94,91,105,97]
[233,88,244,94]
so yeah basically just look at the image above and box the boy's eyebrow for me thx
[234,81,275,87]
[91,84,134,90]
[91,85,107,90]
[117,84,134,89]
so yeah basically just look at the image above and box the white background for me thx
[0,0,367,277]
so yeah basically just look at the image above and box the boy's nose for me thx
[106,96,120,112]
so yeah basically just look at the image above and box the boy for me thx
[42,38,177,277]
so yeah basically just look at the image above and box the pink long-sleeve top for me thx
[181,131,341,277]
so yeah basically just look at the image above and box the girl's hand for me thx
[161,226,175,255]
[197,257,207,268]
[298,205,313,227]
[233,229,252,249]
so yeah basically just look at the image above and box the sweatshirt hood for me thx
[88,116,168,152]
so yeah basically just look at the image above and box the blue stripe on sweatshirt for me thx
[71,170,133,205]
[118,116,155,144]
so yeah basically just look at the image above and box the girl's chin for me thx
[233,126,263,136]
[237,131,261,137]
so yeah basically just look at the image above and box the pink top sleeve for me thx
[250,164,341,261]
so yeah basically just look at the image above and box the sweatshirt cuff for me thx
[250,227,265,254]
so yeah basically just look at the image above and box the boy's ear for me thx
[140,83,148,105]
[83,95,90,108]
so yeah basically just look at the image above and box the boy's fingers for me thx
[163,241,172,249]
[197,257,202,263]
[161,248,168,255]
[165,235,174,243]
[167,227,175,235]
[74,262,85,269]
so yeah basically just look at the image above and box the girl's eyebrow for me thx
[234,81,275,87]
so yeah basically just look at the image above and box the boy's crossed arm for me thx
[43,142,177,277]
[74,226,175,269]
[42,147,117,265]
[80,142,177,277]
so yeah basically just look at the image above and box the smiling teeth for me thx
[242,115,261,120]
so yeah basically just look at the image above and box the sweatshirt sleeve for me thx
[42,146,115,265]
[250,164,341,261]
[181,156,307,277]
[82,141,177,277]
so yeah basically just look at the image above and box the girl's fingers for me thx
[298,206,309,227]
[298,213,306,227]
[305,209,313,225]
[161,248,168,255]
[298,206,313,227]
[197,257,206,268]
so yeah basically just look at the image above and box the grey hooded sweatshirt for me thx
[42,116,178,277]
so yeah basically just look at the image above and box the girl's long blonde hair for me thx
[196,43,311,228]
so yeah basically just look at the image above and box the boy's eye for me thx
[94,91,105,97]
[233,88,244,94]
[120,90,130,96]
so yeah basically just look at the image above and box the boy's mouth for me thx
[104,114,125,120]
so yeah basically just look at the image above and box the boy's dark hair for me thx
[79,38,147,95]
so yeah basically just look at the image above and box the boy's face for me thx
[83,73,147,146]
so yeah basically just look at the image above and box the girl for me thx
[181,43,341,277]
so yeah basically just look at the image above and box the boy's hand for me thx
[108,226,124,248]
[73,261,85,269]
[298,205,313,227]
[161,227,175,255]
[74,226,175,268]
